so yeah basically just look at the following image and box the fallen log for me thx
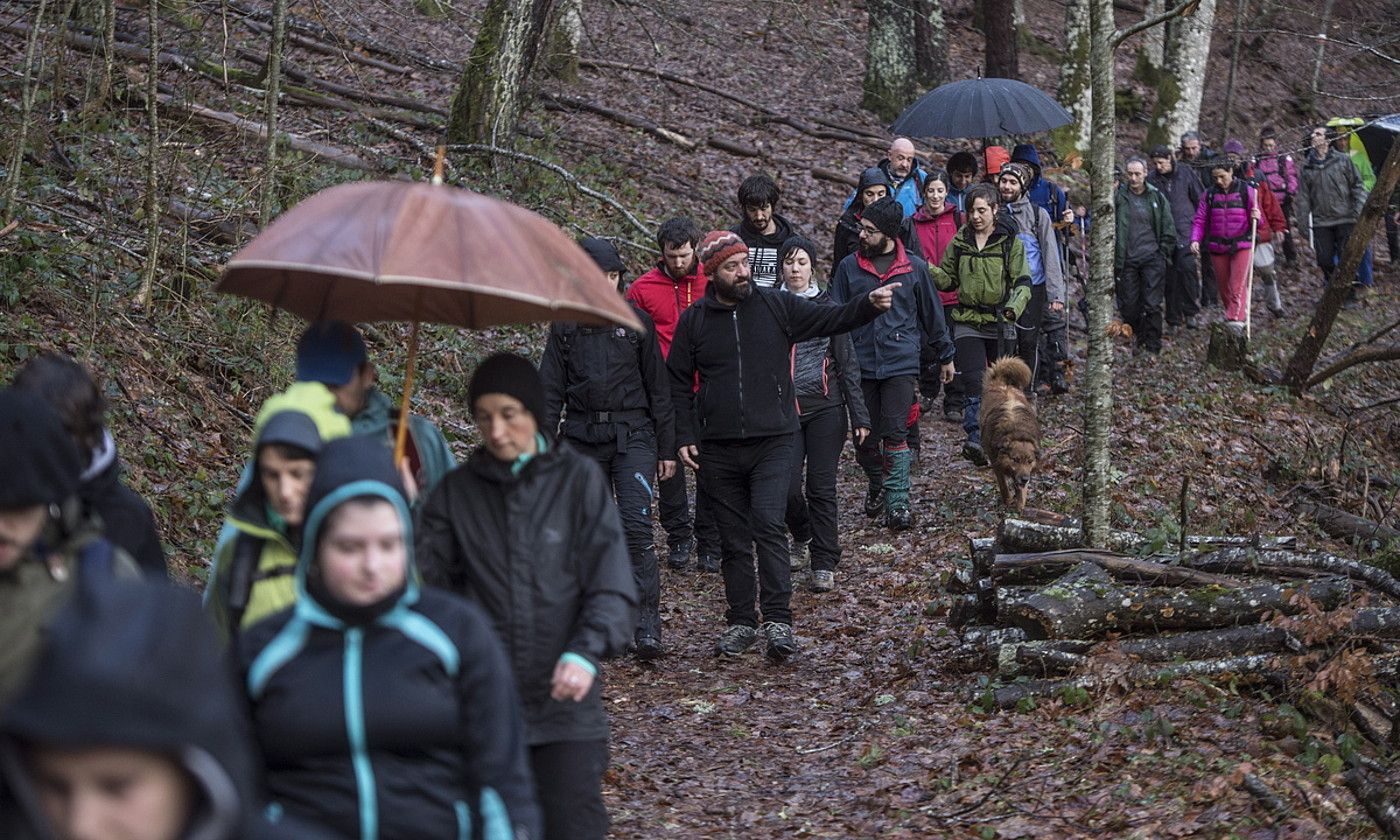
[991,549,1241,587]
[811,167,858,188]
[997,518,1296,553]
[153,93,379,172]
[1185,547,1400,600]
[995,625,1304,679]
[999,571,1351,640]
[1350,608,1400,638]
[540,92,698,149]
[242,19,413,75]
[1345,765,1400,837]
[986,654,1284,708]
[706,137,763,158]
[1294,499,1400,550]
[997,640,1092,678]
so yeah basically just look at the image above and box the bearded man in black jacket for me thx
[667,231,897,663]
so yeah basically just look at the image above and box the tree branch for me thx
[1304,345,1400,390]
[1110,0,1199,50]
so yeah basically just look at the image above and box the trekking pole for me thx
[1243,214,1258,341]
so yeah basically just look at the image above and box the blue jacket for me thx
[829,241,954,380]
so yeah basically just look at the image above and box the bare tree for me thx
[983,0,1020,79]
[1218,0,1247,142]
[259,0,288,227]
[543,0,584,82]
[862,0,920,121]
[1146,0,1215,148]
[1310,0,1336,96]
[3,0,50,224]
[446,0,558,146]
[135,0,161,309]
[1053,0,1092,163]
[914,0,950,92]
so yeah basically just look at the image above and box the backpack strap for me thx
[226,532,268,631]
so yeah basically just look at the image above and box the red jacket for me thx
[625,263,707,359]
[1254,175,1288,242]
[909,203,961,306]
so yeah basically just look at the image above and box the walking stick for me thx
[1243,213,1259,342]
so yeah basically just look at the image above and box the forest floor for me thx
[3,0,1400,835]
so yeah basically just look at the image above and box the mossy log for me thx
[999,570,1352,640]
[1345,765,1400,837]
[997,518,1296,554]
[986,654,1284,709]
[990,549,1240,587]
[1206,321,1249,370]
[1295,499,1400,551]
[1185,548,1400,600]
[995,625,1304,679]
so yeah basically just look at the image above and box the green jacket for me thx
[205,480,300,641]
[1114,183,1177,272]
[929,217,1032,330]
[0,502,139,703]
[254,381,352,442]
[352,387,456,498]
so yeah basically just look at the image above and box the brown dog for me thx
[980,357,1040,511]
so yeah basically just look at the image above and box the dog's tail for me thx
[985,357,1033,391]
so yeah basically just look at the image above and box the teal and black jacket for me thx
[238,437,541,840]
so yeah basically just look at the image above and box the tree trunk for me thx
[2,0,49,224]
[542,0,582,82]
[1141,0,1166,74]
[996,625,1299,677]
[1217,0,1246,143]
[259,0,287,228]
[1294,499,1400,549]
[983,0,1020,79]
[98,0,116,104]
[991,549,1241,587]
[135,0,160,309]
[1082,0,1117,548]
[999,572,1350,639]
[1052,0,1092,164]
[914,0,950,91]
[1205,321,1249,369]
[1184,547,1400,600]
[1146,0,1214,149]
[862,0,919,121]
[1310,0,1335,96]
[1282,139,1400,391]
[446,0,556,146]
[1344,766,1400,837]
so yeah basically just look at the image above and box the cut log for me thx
[991,549,1241,587]
[987,654,1284,708]
[998,518,1296,553]
[970,537,997,577]
[1344,765,1400,837]
[947,626,1027,669]
[1294,499,1400,551]
[706,137,762,158]
[1206,321,1249,370]
[1185,547,1400,600]
[946,566,976,594]
[999,574,1351,640]
[997,639,1092,678]
[1350,608,1400,638]
[1017,507,1081,527]
[947,594,981,629]
[1103,624,1302,661]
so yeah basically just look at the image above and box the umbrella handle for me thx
[394,323,419,469]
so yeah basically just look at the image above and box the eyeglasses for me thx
[858,224,881,236]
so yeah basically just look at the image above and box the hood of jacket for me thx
[1,580,258,840]
[879,156,927,184]
[1010,144,1043,180]
[857,166,893,196]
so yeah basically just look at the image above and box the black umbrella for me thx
[890,78,1073,139]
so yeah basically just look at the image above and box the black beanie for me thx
[780,235,818,267]
[0,388,83,509]
[863,196,904,240]
[470,353,547,425]
[579,237,625,274]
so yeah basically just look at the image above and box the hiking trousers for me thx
[659,462,718,554]
[1116,255,1166,352]
[531,740,610,840]
[1015,284,1047,382]
[785,404,847,573]
[1164,245,1202,325]
[702,433,797,627]
[1209,249,1253,322]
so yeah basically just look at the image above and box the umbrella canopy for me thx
[217,180,642,331]
[890,78,1073,139]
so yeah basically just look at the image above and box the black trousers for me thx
[1164,245,1201,325]
[861,376,918,447]
[785,405,847,572]
[1280,194,1299,262]
[1036,308,1068,385]
[1313,223,1355,283]
[658,463,718,553]
[1386,210,1399,263]
[1116,255,1167,353]
[1015,283,1047,382]
[702,434,797,627]
[919,304,964,409]
[954,334,1005,401]
[571,430,661,638]
[531,740,609,840]
[1199,249,1219,306]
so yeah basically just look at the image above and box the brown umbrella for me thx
[217,178,643,464]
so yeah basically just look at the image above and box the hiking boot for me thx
[811,569,836,592]
[634,634,664,661]
[963,440,988,466]
[1185,314,1203,329]
[761,622,797,662]
[715,625,757,657]
[886,506,914,530]
[666,539,694,571]
[1262,280,1284,316]
[920,396,936,415]
[1048,367,1070,395]
[864,482,886,518]
[789,539,811,570]
[696,549,721,573]
[942,403,963,424]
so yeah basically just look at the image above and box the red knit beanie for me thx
[697,230,748,276]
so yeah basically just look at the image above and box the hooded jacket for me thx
[240,437,541,840]
[1011,145,1070,231]
[829,241,955,380]
[1000,194,1066,303]
[351,386,456,499]
[417,439,637,747]
[834,167,895,266]
[625,261,707,359]
[878,157,929,216]
[77,432,166,578]
[205,463,302,640]
[539,303,676,458]
[1297,148,1369,228]
[732,213,799,289]
[1,580,320,840]
[1191,177,1258,253]
[905,202,962,306]
[929,215,1033,330]
[787,287,870,425]
[1148,161,1205,243]
[666,284,881,446]
[1113,182,1177,271]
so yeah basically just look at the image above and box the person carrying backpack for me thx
[540,237,676,660]
[1190,161,1262,332]
[906,168,967,423]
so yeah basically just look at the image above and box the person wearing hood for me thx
[830,199,955,530]
[0,388,140,705]
[877,137,928,216]
[239,435,541,840]
[12,352,166,578]
[418,354,635,840]
[996,161,1066,385]
[1328,123,1377,296]
[904,168,967,423]
[293,321,456,501]
[731,174,802,289]
[1010,144,1073,394]
[540,237,676,660]
[625,217,721,573]
[1,579,334,840]
[1297,125,1371,305]
[205,410,335,641]
[778,235,869,593]
[928,184,1033,465]
[667,232,897,661]
[834,166,893,266]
